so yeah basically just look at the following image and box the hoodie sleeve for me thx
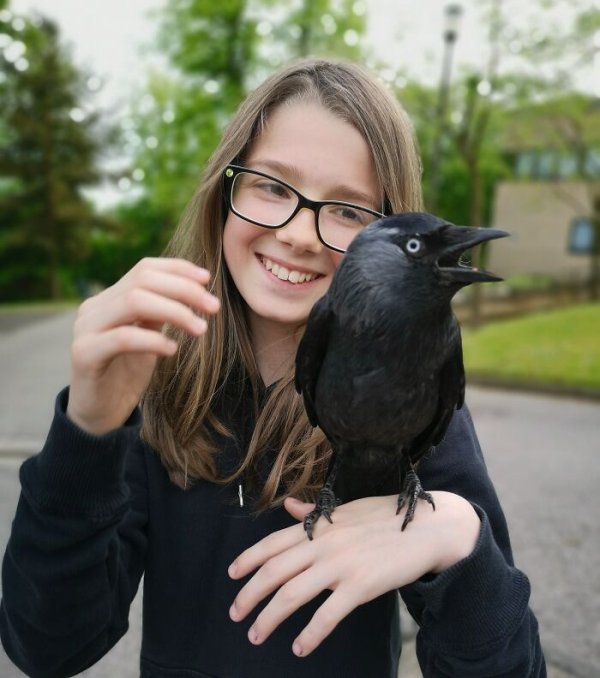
[0,387,148,678]
[400,404,546,677]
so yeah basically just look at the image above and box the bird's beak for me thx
[436,226,509,284]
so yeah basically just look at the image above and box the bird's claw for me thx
[396,470,435,531]
[303,486,338,540]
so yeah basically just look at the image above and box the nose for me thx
[275,207,323,253]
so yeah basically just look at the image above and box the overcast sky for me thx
[8,0,495,105]
[7,0,596,206]
[9,0,598,99]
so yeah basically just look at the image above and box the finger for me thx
[228,523,304,579]
[292,585,361,657]
[230,540,312,621]
[89,288,211,338]
[247,564,332,645]
[85,258,213,312]
[283,497,316,522]
[130,257,212,285]
[126,268,221,315]
[72,326,178,368]
[78,274,219,334]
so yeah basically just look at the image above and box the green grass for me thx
[1,300,598,393]
[462,303,600,392]
[0,300,77,314]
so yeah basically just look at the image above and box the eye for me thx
[336,206,363,223]
[405,237,422,254]
[256,180,291,199]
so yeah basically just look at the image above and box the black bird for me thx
[295,212,507,540]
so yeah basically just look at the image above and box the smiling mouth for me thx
[259,256,322,284]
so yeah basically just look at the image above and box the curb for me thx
[0,441,43,457]
[467,375,600,402]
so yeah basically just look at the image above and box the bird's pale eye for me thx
[406,238,422,255]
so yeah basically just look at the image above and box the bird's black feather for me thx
[295,212,507,538]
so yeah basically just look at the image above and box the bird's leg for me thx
[396,460,435,531]
[303,452,342,541]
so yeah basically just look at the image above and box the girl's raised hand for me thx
[228,491,480,657]
[66,257,220,435]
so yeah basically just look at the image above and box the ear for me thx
[283,496,316,521]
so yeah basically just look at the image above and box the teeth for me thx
[260,257,317,284]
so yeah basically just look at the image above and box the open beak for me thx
[436,226,509,284]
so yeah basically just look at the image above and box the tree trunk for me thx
[468,155,485,326]
[48,244,60,300]
[590,196,600,301]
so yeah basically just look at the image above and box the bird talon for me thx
[396,495,407,514]
[303,513,317,541]
[295,215,506,548]
[397,470,434,530]
[303,486,338,539]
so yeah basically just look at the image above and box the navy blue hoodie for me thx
[1,386,545,677]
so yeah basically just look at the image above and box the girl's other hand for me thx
[66,257,220,435]
[228,491,480,657]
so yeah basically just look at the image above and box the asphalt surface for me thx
[0,310,597,677]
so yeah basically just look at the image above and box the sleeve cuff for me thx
[19,387,142,521]
[400,505,532,655]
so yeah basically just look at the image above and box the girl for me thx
[0,59,545,677]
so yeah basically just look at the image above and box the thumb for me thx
[283,496,316,522]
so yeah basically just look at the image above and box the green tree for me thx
[397,75,511,229]
[268,0,366,60]
[0,11,106,300]
[499,0,600,298]
[78,197,170,289]
[417,0,599,320]
[121,0,369,239]
[120,0,259,234]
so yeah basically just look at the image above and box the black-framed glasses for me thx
[223,164,385,253]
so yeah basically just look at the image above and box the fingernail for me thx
[292,641,303,656]
[228,561,237,577]
[249,626,260,644]
[229,602,239,621]
[194,317,207,332]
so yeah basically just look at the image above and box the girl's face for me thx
[223,100,380,337]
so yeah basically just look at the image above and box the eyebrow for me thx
[248,158,381,210]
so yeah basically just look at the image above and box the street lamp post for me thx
[428,4,463,214]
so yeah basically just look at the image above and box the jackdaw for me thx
[295,212,507,540]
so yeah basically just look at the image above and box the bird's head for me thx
[356,212,508,293]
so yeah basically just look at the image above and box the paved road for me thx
[0,310,75,453]
[0,311,596,677]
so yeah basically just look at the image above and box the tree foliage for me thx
[267,0,366,61]
[119,0,369,238]
[3,0,598,301]
[0,10,108,300]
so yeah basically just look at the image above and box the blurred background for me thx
[0,1,599,676]
[0,0,599,388]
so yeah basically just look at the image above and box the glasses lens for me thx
[231,172,298,227]
[319,204,380,251]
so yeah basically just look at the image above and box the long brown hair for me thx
[141,58,423,508]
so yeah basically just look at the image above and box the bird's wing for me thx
[407,335,465,465]
[295,295,333,428]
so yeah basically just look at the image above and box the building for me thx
[487,94,600,287]
[488,181,597,285]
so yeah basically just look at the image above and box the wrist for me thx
[66,396,122,436]
[432,495,481,574]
